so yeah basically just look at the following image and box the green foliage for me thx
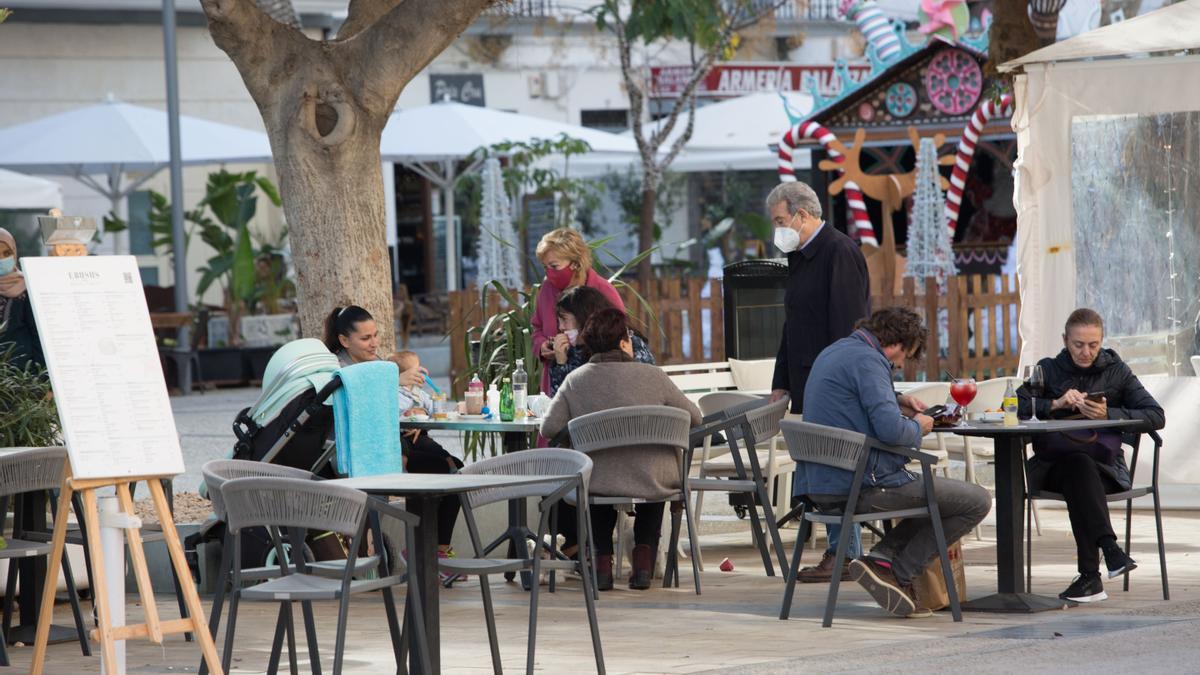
[0,345,59,448]
[103,190,201,267]
[0,9,10,24]
[599,167,686,243]
[461,134,603,234]
[591,0,747,53]
[192,170,285,315]
[678,170,773,260]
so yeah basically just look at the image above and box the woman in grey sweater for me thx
[541,308,702,590]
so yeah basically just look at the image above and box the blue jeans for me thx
[825,523,862,559]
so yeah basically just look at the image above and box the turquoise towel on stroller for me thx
[332,361,402,477]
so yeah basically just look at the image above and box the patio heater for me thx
[721,259,788,360]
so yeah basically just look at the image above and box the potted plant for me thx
[0,346,60,449]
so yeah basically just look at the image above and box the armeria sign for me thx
[649,63,871,99]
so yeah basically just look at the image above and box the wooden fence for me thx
[446,273,1020,394]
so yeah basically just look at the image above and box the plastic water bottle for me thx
[466,373,485,414]
[512,359,528,420]
[499,378,514,422]
[486,382,500,420]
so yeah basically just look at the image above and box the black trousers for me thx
[1039,452,1122,574]
[403,432,463,546]
[557,502,667,555]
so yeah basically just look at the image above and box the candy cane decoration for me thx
[840,0,901,62]
[779,121,878,248]
[945,93,1014,238]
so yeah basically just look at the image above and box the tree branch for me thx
[337,0,403,40]
[346,0,494,114]
[200,0,295,103]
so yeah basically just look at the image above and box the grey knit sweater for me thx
[540,353,702,500]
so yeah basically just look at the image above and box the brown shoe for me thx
[595,554,614,592]
[849,558,916,617]
[902,581,934,618]
[629,544,653,590]
[797,550,853,583]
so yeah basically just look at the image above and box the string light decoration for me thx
[475,157,523,290]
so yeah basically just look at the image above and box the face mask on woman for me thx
[565,329,579,346]
[0,256,14,276]
[545,265,575,290]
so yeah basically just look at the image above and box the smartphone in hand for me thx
[1085,391,1106,402]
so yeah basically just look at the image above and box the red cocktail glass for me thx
[950,378,977,426]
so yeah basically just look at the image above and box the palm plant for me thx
[0,346,60,448]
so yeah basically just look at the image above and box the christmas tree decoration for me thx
[475,157,523,290]
[906,136,958,289]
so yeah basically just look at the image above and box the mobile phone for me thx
[1086,391,1106,402]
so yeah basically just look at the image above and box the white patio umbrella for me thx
[380,99,639,290]
[0,98,273,252]
[0,169,62,211]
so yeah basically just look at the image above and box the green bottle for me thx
[499,377,514,422]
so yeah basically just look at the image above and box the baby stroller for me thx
[231,338,343,475]
[190,339,345,576]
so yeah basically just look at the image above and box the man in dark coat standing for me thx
[766,180,872,582]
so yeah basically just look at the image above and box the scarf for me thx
[588,349,634,364]
[0,228,24,300]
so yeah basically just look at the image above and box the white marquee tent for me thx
[1002,0,1200,505]
[0,169,62,211]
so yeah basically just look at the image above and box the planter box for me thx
[198,347,245,385]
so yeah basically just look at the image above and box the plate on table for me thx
[460,413,487,420]
[404,414,430,422]
[978,411,1004,423]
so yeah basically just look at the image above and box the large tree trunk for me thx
[201,0,491,352]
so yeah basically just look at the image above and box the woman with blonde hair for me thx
[531,227,624,394]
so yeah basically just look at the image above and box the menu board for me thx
[22,256,185,479]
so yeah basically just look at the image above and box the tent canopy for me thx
[0,169,62,211]
[380,99,638,162]
[1000,0,1200,71]
[0,98,273,175]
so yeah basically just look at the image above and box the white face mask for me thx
[565,329,579,346]
[774,226,801,253]
[0,256,14,275]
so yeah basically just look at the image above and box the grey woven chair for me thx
[0,447,90,667]
[688,397,789,576]
[568,405,702,595]
[200,459,384,675]
[440,448,604,675]
[777,420,962,627]
[218,475,427,675]
[1025,429,1168,599]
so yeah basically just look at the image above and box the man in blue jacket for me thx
[799,307,991,617]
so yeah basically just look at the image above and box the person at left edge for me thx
[0,228,44,371]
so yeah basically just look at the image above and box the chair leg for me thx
[200,531,232,675]
[583,497,599,601]
[614,508,626,581]
[381,588,406,673]
[1026,496,1034,594]
[400,528,432,675]
[221,588,241,675]
[1124,497,1134,593]
[59,546,91,656]
[576,490,605,675]
[822,516,854,628]
[663,504,682,589]
[2,552,18,639]
[1152,488,1169,600]
[332,594,352,675]
[931,516,963,623]
[525,553,543,675]
[300,601,322,675]
[266,604,291,675]
[682,490,703,596]
[756,481,789,576]
[1031,499,1043,536]
[744,489,774,576]
[475,572,503,675]
[70,492,98,630]
[693,469,707,571]
[779,511,809,620]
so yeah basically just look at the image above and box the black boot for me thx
[629,544,653,590]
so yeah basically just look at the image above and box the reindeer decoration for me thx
[818,126,954,296]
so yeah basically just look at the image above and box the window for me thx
[126,191,155,256]
[580,109,630,133]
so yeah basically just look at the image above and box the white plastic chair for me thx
[1191,354,1200,376]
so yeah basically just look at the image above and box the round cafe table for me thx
[933,417,1142,612]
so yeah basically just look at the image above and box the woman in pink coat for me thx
[532,228,624,395]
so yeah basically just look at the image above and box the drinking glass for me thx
[1024,364,1046,423]
[949,378,977,426]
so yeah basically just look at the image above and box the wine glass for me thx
[1024,364,1046,423]
[949,378,977,426]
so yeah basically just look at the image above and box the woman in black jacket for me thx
[1017,308,1165,604]
[0,228,44,372]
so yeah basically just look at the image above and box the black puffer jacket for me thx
[1017,348,1165,491]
